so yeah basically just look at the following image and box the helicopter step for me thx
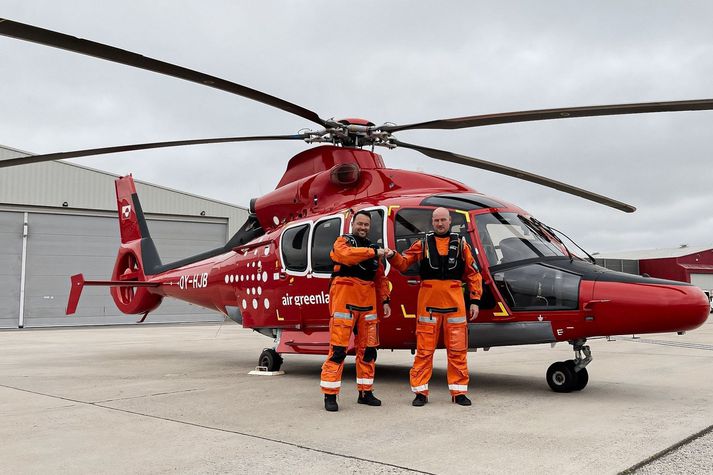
[546,339,592,393]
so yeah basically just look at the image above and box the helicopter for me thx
[1,18,710,393]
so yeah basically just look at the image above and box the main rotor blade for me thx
[393,139,636,213]
[0,18,326,126]
[0,135,306,168]
[382,99,713,132]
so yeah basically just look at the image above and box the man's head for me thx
[352,211,372,238]
[431,207,452,236]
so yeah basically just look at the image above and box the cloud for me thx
[1,0,712,253]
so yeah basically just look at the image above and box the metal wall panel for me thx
[22,213,227,327]
[0,211,23,328]
[1,155,248,235]
[691,273,713,292]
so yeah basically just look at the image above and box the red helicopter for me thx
[1,18,710,393]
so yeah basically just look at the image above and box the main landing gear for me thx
[546,339,592,393]
[258,348,283,371]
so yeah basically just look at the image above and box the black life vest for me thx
[332,234,379,281]
[419,232,465,280]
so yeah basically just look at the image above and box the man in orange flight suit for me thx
[387,207,482,406]
[320,210,391,412]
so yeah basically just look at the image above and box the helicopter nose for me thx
[588,279,710,336]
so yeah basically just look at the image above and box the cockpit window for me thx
[475,212,565,266]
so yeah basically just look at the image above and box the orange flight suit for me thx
[320,235,390,395]
[390,233,482,397]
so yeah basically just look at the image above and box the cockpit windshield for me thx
[475,212,566,266]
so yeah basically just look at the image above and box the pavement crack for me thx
[618,423,713,474]
[92,388,202,403]
[0,383,432,474]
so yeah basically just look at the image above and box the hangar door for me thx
[690,273,713,293]
[22,212,228,327]
[0,211,23,328]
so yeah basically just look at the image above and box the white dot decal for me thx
[252,299,258,309]
[264,298,270,309]
[229,275,234,283]
[273,216,279,225]
[258,261,262,268]
[240,275,244,282]
[242,299,247,309]
[262,271,268,282]
[258,287,262,295]
[251,274,255,281]
[224,275,229,284]
[263,246,269,256]
[251,287,256,295]
[257,273,262,282]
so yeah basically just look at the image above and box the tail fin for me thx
[115,174,145,244]
[108,175,163,314]
[115,175,162,274]
[66,176,164,316]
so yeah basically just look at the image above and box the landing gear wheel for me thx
[565,359,589,391]
[546,361,576,393]
[258,348,283,371]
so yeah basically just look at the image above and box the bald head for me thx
[431,207,452,235]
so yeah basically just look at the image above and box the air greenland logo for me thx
[121,205,132,219]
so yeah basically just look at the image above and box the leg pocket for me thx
[447,324,468,352]
[330,318,353,346]
[366,322,379,347]
[416,324,436,352]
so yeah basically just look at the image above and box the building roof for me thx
[593,245,713,260]
[0,144,248,234]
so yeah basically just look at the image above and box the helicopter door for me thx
[277,221,312,324]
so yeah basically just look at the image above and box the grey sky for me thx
[1,0,712,253]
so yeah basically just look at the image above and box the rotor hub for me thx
[301,118,396,149]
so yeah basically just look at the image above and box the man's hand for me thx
[468,304,479,321]
[383,303,391,319]
[376,248,387,258]
[383,247,395,259]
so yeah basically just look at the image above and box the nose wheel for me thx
[546,339,591,392]
[258,348,283,372]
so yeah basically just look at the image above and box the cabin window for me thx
[281,223,310,272]
[361,209,385,247]
[394,208,472,275]
[492,264,580,311]
[312,218,341,274]
[475,212,565,267]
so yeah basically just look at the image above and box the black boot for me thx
[453,394,472,406]
[412,393,428,406]
[357,390,382,406]
[324,394,338,412]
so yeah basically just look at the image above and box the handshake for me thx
[375,247,396,259]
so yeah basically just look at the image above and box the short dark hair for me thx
[353,210,372,221]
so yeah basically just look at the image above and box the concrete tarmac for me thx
[1,318,712,474]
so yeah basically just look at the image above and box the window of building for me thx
[281,223,310,272]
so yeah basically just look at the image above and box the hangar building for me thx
[595,245,713,309]
[1,145,248,328]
